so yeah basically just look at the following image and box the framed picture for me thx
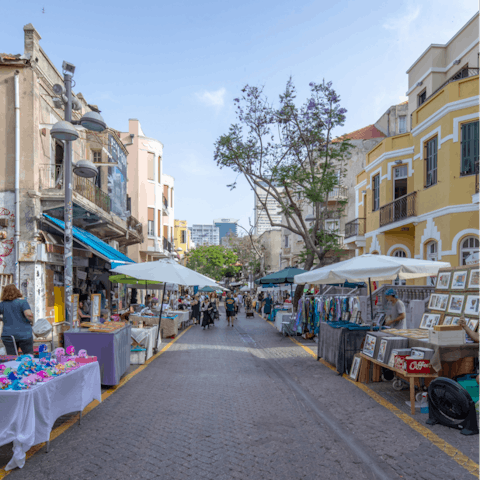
[467,319,479,332]
[450,316,461,325]
[434,294,449,311]
[355,311,362,325]
[464,295,480,316]
[349,355,361,381]
[451,270,468,290]
[363,334,377,358]
[377,338,388,363]
[443,315,455,326]
[428,294,438,310]
[468,269,480,290]
[436,272,451,290]
[447,294,465,315]
[420,313,441,330]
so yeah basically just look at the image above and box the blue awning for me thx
[43,214,135,269]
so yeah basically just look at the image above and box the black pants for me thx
[2,336,34,355]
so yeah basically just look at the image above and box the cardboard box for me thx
[388,348,411,368]
[434,325,462,331]
[404,357,432,374]
[410,347,434,360]
[429,329,466,345]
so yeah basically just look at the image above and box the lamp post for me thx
[50,61,106,326]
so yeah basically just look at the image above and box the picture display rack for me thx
[427,264,480,331]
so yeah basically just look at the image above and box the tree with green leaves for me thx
[214,78,352,275]
[185,245,241,281]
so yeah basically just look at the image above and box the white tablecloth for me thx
[169,311,189,329]
[0,361,101,470]
[131,326,161,359]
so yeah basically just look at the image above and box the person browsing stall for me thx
[0,284,35,355]
[77,300,91,321]
[384,288,406,328]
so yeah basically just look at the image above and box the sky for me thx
[1,0,478,234]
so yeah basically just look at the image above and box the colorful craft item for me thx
[38,344,48,353]
[0,377,10,389]
[54,348,65,358]
[66,346,75,356]
[11,380,27,390]
[3,367,12,376]
[78,349,88,358]
[0,365,5,374]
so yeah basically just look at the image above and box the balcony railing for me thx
[38,164,111,213]
[127,214,143,236]
[163,237,172,253]
[428,68,479,101]
[345,218,365,239]
[379,192,416,227]
[328,185,348,200]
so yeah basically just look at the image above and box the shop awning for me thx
[43,214,135,269]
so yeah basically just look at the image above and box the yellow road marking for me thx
[0,325,193,478]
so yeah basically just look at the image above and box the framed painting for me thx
[436,272,451,290]
[464,295,480,316]
[451,270,468,290]
[428,294,438,310]
[468,269,480,290]
[467,319,479,332]
[434,294,449,311]
[443,315,454,326]
[447,294,465,315]
[377,338,388,363]
[450,316,461,326]
[349,355,362,381]
[419,313,431,329]
[363,334,377,358]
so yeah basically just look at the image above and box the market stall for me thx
[131,325,160,361]
[0,358,101,470]
[64,323,131,385]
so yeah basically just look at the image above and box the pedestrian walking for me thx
[211,292,220,321]
[225,292,237,327]
[201,297,214,329]
[191,294,201,325]
[0,284,35,355]
[263,293,272,318]
[236,291,243,314]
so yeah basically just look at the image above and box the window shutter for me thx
[148,153,155,180]
[148,208,154,221]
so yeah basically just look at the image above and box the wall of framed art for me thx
[424,264,480,332]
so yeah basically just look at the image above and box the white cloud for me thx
[196,87,226,108]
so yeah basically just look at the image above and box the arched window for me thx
[392,249,407,258]
[460,236,479,265]
[425,241,438,286]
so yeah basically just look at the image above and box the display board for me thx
[426,264,480,331]
[91,294,102,322]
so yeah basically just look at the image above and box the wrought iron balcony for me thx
[428,68,479,101]
[344,218,365,239]
[379,192,416,227]
[39,164,111,213]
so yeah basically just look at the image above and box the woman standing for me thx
[0,284,35,355]
[201,297,213,329]
[263,294,272,317]
[211,292,220,321]
[191,295,201,325]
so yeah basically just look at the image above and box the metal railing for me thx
[39,164,111,213]
[344,218,365,239]
[73,176,111,213]
[379,192,416,227]
[328,185,348,200]
[163,237,172,252]
[428,68,479,101]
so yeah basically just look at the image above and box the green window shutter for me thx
[461,121,479,175]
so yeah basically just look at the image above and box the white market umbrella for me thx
[112,259,219,351]
[294,254,451,323]
[112,258,219,287]
[294,254,450,285]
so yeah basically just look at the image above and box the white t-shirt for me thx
[237,294,243,305]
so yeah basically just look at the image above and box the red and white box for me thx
[394,354,410,370]
[403,357,432,374]
[74,356,97,364]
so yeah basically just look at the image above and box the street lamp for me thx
[50,61,106,327]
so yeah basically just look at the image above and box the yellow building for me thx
[174,220,191,264]
[351,14,479,283]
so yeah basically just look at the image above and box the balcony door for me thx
[393,166,408,221]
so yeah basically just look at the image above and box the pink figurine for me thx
[66,345,75,356]
[54,347,65,358]
[78,349,88,358]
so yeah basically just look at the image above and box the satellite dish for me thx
[426,377,478,436]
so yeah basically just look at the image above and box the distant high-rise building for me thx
[189,224,220,246]
[254,182,283,235]
[214,218,239,242]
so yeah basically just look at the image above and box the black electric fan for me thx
[426,377,478,436]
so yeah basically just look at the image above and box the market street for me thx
[3,308,478,480]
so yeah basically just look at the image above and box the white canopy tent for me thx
[294,254,450,285]
[294,254,451,322]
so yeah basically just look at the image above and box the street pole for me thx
[64,72,73,327]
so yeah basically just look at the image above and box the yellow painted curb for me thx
[0,325,193,478]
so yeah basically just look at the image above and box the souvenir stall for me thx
[294,254,451,378]
[63,320,131,386]
[0,346,101,470]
